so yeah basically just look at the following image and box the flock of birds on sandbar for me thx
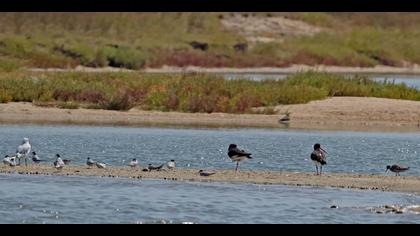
[2,138,411,177]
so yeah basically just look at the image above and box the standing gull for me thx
[311,143,327,175]
[228,144,252,172]
[16,138,31,166]
[386,165,410,176]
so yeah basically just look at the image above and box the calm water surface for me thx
[1,125,420,175]
[1,125,420,223]
[0,174,419,224]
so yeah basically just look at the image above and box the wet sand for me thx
[1,165,420,194]
[2,97,420,132]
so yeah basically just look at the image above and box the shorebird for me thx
[311,143,327,175]
[31,152,45,164]
[54,156,65,170]
[228,144,252,172]
[86,157,96,168]
[166,160,176,170]
[199,170,216,177]
[386,165,410,176]
[278,115,290,124]
[148,164,164,171]
[96,162,107,169]
[56,154,71,165]
[129,159,139,168]
[16,138,31,166]
[3,155,16,167]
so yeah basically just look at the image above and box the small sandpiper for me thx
[199,170,216,177]
[148,164,164,171]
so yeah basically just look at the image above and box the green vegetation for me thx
[57,102,80,109]
[0,71,419,113]
[0,89,12,103]
[0,13,420,69]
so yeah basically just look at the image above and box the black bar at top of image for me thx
[0,0,418,11]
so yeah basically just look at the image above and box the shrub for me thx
[0,89,12,103]
[57,102,79,109]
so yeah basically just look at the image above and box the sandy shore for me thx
[1,165,420,194]
[2,97,420,132]
[28,64,420,75]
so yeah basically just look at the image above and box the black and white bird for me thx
[56,154,71,165]
[148,164,164,171]
[3,155,17,167]
[166,160,176,170]
[386,164,410,176]
[310,143,327,175]
[96,162,107,169]
[86,157,96,168]
[54,156,65,170]
[16,138,31,166]
[199,170,216,177]
[228,144,252,172]
[129,159,139,168]
[31,152,45,164]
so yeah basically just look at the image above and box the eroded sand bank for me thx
[2,97,420,132]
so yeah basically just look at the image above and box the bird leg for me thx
[320,166,323,175]
[235,162,239,172]
[25,156,27,166]
[315,165,319,175]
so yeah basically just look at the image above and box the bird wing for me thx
[395,165,409,171]
[229,148,252,157]
[311,150,326,162]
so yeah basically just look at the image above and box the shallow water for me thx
[0,173,419,224]
[2,125,420,223]
[372,75,420,90]
[223,73,420,89]
[0,125,420,176]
